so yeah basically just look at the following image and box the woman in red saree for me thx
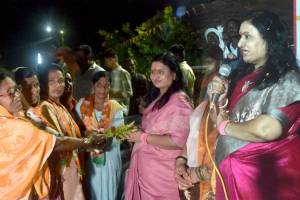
[210,11,300,200]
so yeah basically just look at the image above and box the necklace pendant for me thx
[241,80,253,93]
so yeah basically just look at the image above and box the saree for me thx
[192,102,218,200]
[39,100,85,200]
[187,102,218,198]
[76,96,124,200]
[0,105,55,199]
[215,70,300,200]
[186,71,218,200]
[125,92,193,200]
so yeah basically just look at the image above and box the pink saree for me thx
[125,92,193,200]
[216,70,300,200]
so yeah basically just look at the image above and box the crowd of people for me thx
[0,10,299,200]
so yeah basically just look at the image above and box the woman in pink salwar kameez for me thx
[125,52,193,200]
[210,11,300,200]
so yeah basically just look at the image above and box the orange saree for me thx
[38,100,85,200]
[186,71,218,200]
[0,105,55,199]
[197,104,218,199]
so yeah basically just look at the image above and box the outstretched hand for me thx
[89,133,107,149]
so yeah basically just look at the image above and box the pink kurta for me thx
[125,92,193,200]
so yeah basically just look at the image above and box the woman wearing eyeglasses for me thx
[0,68,104,200]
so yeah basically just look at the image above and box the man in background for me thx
[169,44,195,98]
[14,67,40,109]
[73,45,105,100]
[123,58,148,116]
[104,50,132,115]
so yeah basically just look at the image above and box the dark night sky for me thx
[0,0,177,67]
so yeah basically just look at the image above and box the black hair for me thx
[228,10,299,98]
[14,67,36,85]
[77,45,93,57]
[124,58,136,65]
[145,51,184,110]
[224,18,241,32]
[103,49,118,60]
[201,45,223,62]
[169,43,186,61]
[92,70,111,84]
[0,67,13,83]
[37,63,65,100]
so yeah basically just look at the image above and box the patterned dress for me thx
[39,99,85,200]
[76,96,124,200]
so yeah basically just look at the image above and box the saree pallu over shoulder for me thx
[38,100,85,200]
[40,100,81,138]
[216,71,300,165]
[125,92,193,200]
[0,105,55,199]
[78,96,123,132]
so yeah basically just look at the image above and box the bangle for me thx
[140,133,149,144]
[196,167,207,181]
[195,167,202,181]
[176,155,188,163]
[219,98,228,109]
[217,120,230,135]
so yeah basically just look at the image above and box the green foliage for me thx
[98,6,198,76]
[104,122,135,140]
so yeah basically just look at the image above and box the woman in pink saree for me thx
[210,11,300,200]
[125,52,193,200]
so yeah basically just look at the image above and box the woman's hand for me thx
[227,53,237,60]
[207,76,229,106]
[186,167,201,183]
[207,76,229,124]
[89,133,107,149]
[187,166,211,183]
[175,159,194,190]
[216,109,229,128]
[126,130,143,143]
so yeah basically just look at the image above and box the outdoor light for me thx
[60,30,64,34]
[37,53,43,64]
[46,25,52,33]
[176,6,186,18]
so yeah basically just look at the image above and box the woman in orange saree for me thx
[36,64,85,200]
[175,45,223,200]
[0,69,56,199]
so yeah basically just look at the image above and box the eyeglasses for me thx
[0,85,22,98]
